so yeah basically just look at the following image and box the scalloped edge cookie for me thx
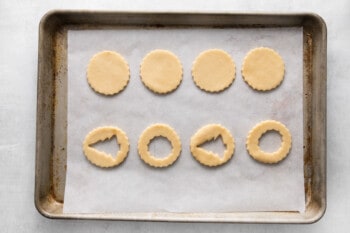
[87,51,130,95]
[190,124,235,167]
[246,120,292,164]
[140,50,183,94]
[241,47,285,91]
[83,126,130,168]
[138,123,182,168]
[192,49,236,93]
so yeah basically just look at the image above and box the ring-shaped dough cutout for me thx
[83,126,130,168]
[87,51,130,95]
[190,124,235,167]
[140,50,183,94]
[192,49,236,93]
[241,47,285,91]
[246,120,292,164]
[138,124,182,167]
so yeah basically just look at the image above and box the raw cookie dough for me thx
[190,124,235,167]
[138,124,181,168]
[83,126,130,168]
[192,49,236,93]
[246,120,292,164]
[140,50,183,94]
[87,51,130,95]
[241,47,285,91]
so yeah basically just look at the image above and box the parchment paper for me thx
[63,27,305,213]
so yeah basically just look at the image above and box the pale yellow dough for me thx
[241,47,285,91]
[140,50,183,94]
[83,126,130,168]
[190,124,235,167]
[192,49,236,93]
[138,124,181,168]
[87,51,130,95]
[246,120,292,164]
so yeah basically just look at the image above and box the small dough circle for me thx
[241,47,285,91]
[140,50,183,94]
[87,51,130,95]
[190,124,235,167]
[246,120,292,164]
[83,126,130,168]
[138,124,182,167]
[192,49,236,93]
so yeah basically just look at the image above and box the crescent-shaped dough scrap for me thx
[138,124,182,168]
[241,47,285,91]
[246,120,292,164]
[87,51,130,95]
[83,126,130,168]
[140,50,183,94]
[190,124,235,167]
[192,49,236,93]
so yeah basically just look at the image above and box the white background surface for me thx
[0,0,349,232]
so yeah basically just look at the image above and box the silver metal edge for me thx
[35,10,327,223]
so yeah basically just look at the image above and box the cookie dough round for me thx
[140,50,183,94]
[83,126,130,168]
[138,124,182,168]
[246,120,292,164]
[190,124,235,167]
[241,47,285,91]
[87,51,130,95]
[192,49,236,93]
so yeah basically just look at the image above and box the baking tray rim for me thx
[35,10,327,224]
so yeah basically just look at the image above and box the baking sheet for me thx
[63,27,305,213]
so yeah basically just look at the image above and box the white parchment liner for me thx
[64,27,305,213]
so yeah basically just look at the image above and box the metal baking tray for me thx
[35,11,327,223]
